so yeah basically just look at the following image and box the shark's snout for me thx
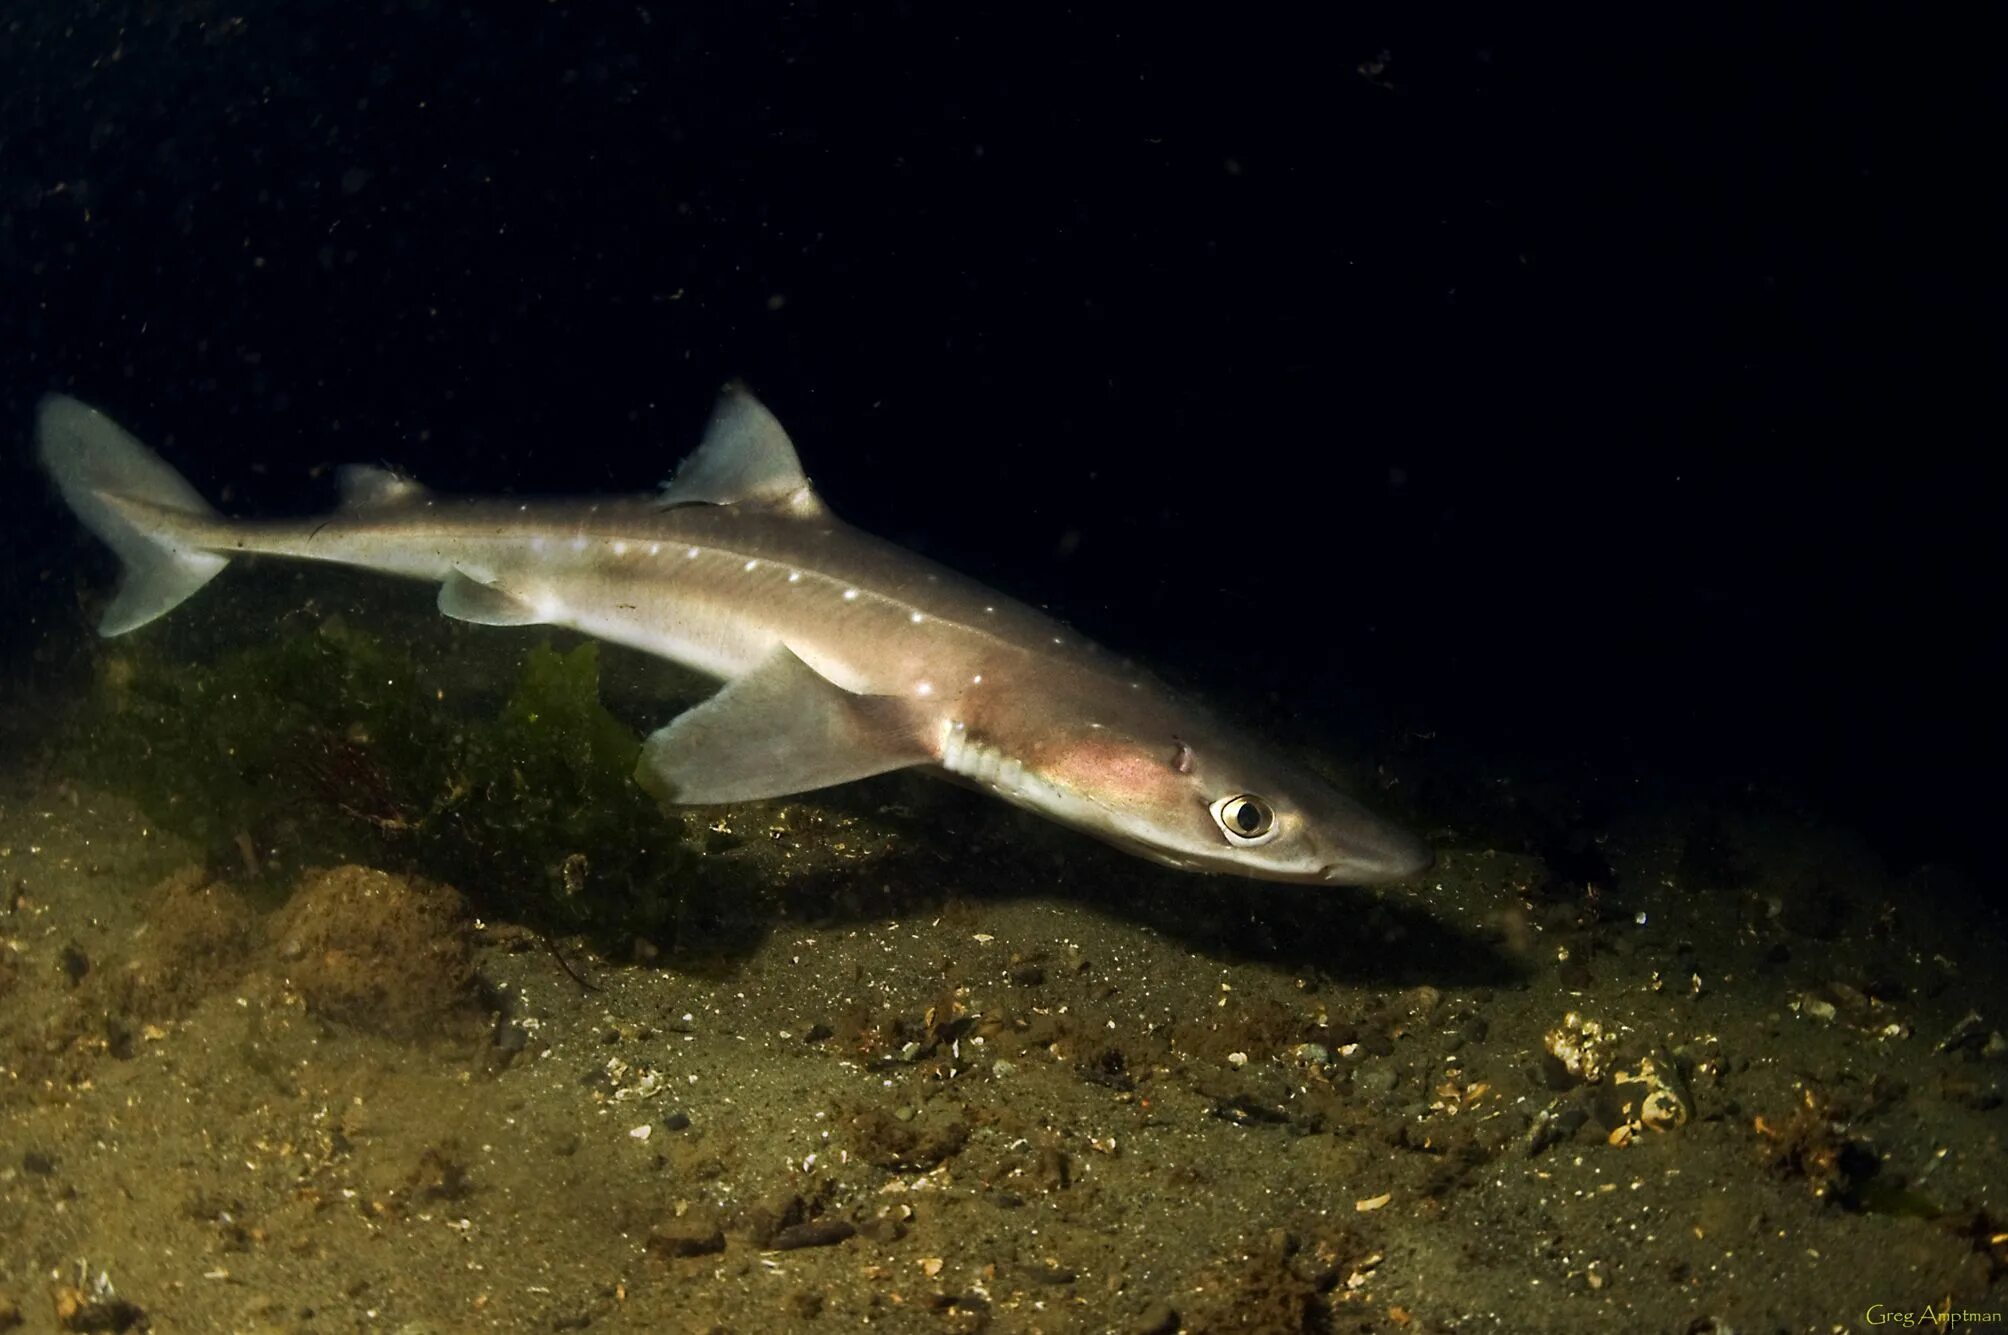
[1323,821,1434,883]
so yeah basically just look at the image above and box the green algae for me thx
[77,620,698,934]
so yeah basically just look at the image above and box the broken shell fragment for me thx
[1608,1050,1692,1142]
[1640,1085,1689,1132]
[1544,1012,1615,1084]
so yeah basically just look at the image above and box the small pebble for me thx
[1355,1067,1398,1095]
[646,1218,725,1259]
[771,1219,856,1251]
[861,1217,907,1243]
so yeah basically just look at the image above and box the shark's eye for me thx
[1213,793,1277,844]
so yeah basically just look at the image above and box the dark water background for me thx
[0,5,1995,873]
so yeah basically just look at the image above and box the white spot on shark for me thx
[843,589,859,601]
[570,536,588,552]
[910,611,925,624]
[686,547,701,559]
[787,570,802,583]
[530,537,546,552]
[743,559,758,572]
[971,674,983,684]
[613,542,628,556]
[915,681,934,697]
[648,543,661,556]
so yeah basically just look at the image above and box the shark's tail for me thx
[37,395,230,636]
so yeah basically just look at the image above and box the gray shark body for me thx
[36,390,1430,885]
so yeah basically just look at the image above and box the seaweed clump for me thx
[77,620,697,937]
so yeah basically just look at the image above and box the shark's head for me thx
[966,676,1433,885]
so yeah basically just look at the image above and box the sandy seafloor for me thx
[0,575,2003,1335]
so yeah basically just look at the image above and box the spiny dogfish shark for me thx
[36,389,1431,884]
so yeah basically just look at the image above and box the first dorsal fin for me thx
[657,386,825,516]
[338,464,430,510]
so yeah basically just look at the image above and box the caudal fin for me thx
[36,395,230,636]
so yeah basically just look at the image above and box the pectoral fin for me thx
[636,645,927,804]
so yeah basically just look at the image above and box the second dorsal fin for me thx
[338,464,430,510]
